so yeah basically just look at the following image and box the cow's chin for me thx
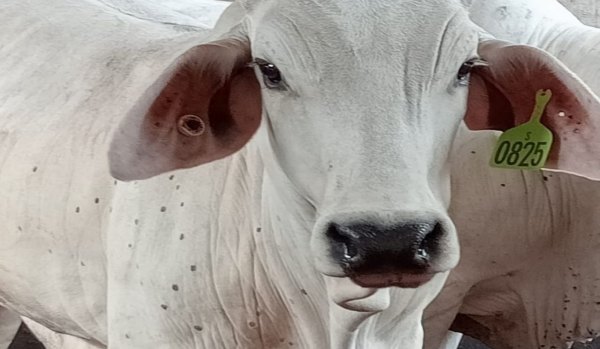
[350,272,435,289]
[326,276,390,313]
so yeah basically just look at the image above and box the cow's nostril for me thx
[416,222,443,263]
[327,223,360,261]
[326,220,446,276]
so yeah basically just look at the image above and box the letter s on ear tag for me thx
[490,89,554,170]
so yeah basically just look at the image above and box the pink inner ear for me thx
[464,40,600,180]
[109,39,263,181]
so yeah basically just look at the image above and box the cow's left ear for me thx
[109,39,261,181]
[465,40,600,180]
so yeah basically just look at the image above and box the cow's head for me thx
[109,0,600,291]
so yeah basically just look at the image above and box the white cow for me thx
[2,1,599,349]
[424,1,600,348]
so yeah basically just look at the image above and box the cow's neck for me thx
[449,126,600,347]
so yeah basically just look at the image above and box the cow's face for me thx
[246,0,479,286]
[109,0,481,289]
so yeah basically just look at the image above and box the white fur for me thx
[0,0,508,348]
[0,307,20,349]
[426,2,600,348]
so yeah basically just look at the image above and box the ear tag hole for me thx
[177,115,206,137]
[490,89,554,170]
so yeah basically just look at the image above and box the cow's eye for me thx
[253,58,284,89]
[456,58,488,86]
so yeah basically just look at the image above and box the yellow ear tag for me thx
[490,89,554,170]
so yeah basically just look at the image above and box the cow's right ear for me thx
[109,38,262,181]
[465,40,600,180]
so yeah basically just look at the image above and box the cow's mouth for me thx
[350,272,435,288]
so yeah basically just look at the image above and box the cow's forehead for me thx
[249,0,478,89]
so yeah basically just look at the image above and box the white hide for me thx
[468,0,600,94]
[97,0,230,28]
[425,2,600,348]
[22,318,104,349]
[0,0,487,348]
[0,307,20,349]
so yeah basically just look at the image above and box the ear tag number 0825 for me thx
[490,89,554,170]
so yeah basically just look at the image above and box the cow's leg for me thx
[22,318,105,349]
[0,306,21,349]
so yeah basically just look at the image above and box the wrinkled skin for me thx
[0,0,485,348]
[3,0,599,348]
[425,2,600,348]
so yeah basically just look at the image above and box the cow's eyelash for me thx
[456,58,488,86]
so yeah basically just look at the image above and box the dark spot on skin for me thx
[161,206,167,212]
[17,226,22,231]
[289,342,294,346]
[180,202,184,207]
[280,339,285,343]
[134,219,139,225]
[256,227,262,233]
[301,289,308,296]
[109,207,112,213]
[573,286,578,290]
[48,249,53,254]
[543,176,549,181]
[191,265,197,272]
[176,185,180,190]
[172,284,179,291]
[80,261,85,267]
[114,180,118,186]
[568,115,574,120]
[193,325,203,331]
[75,207,80,213]
[32,166,38,172]
[249,321,256,328]
[128,244,132,248]
[154,122,161,128]
[161,304,168,310]
[169,175,175,180]
[500,184,506,187]
[180,234,185,240]
[471,151,476,154]
[125,334,130,339]
[94,198,99,204]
